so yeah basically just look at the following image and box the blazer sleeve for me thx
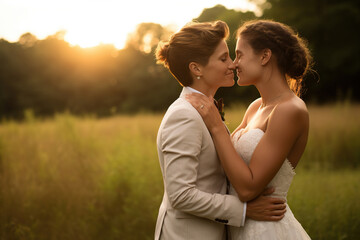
[160,106,244,227]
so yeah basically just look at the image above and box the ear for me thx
[189,62,202,78]
[261,49,272,65]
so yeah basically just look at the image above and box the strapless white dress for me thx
[229,128,311,240]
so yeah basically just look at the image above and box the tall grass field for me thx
[0,104,359,240]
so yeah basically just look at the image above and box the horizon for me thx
[0,0,261,50]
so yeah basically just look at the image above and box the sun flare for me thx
[0,0,259,49]
[64,26,131,49]
[61,2,136,49]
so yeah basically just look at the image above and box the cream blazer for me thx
[154,87,245,240]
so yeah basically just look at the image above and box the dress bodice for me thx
[231,128,296,199]
[229,129,311,239]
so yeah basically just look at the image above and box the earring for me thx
[197,76,200,80]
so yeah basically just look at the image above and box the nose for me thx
[228,61,236,70]
[233,57,239,65]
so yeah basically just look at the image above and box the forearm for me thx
[163,150,245,226]
[210,125,261,201]
[167,184,244,226]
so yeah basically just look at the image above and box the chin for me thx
[236,79,249,86]
[219,77,233,86]
[223,79,235,87]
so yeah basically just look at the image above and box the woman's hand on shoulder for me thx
[185,93,224,132]
[246,98,262,119]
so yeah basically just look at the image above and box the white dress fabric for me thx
[229,128,311,240]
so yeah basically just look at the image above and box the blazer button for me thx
[215,218,229,224]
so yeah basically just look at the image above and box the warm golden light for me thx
[0,0,259,49]
[64,23,132,49]
[61,1,137,49]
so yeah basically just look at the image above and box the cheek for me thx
[213,66,227,78]
[244,61,260,77]
[238,63,261,85]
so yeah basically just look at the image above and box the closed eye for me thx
[220,52,229,62]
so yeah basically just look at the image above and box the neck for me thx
[256,74,293,108]
[188,84,217,98]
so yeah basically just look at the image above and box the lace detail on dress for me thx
[229,129,311,240]
[231,128,295,199]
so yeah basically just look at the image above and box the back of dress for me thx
[229,128,311,240]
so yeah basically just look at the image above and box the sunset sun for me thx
[0,0,259,49]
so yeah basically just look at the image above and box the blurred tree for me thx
[115,49,180,112]
[18,33,37,47]
[126,23,173,53]
[0,39,28,118]
[0,3,359,120]
[109,22,181,113]
[258,0,360,102]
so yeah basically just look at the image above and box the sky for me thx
[0,0,260,49]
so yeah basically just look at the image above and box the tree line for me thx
[0,0,359,119]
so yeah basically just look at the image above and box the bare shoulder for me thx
[243,98,262,123]
[232,98,262,134]
[245,98,262,117]
[248,98,262,111]
[270,96,309,129]
[282,96,308,116]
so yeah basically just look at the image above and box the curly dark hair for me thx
[237,20,313,96]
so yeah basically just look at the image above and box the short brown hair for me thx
[237,20,312,96]
[156,21,229,86]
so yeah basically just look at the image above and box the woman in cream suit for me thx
[154,21,287,240]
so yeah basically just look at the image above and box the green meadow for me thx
[0,104,359,240]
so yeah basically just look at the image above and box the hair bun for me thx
[286,44,309,80]
[155,41,171,67]
[285,36,311,80]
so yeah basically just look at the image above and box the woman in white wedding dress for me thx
[186,20,312,239]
